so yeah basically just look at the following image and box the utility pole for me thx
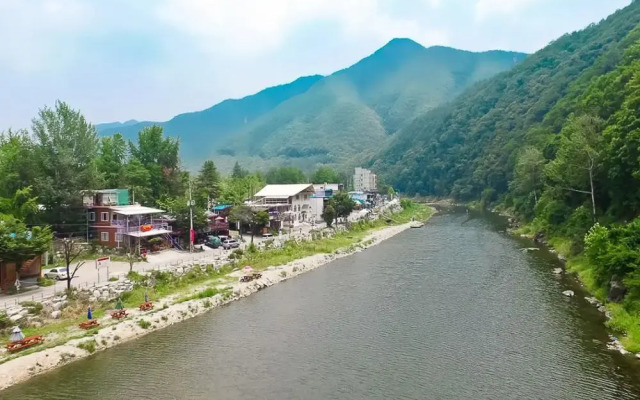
[189,179,194,253]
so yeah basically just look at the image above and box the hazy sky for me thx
[0,0,632,129]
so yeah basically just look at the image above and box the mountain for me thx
[374,2,640,199]
[97,40,525,171]
[97,75,324,160]
[229,40,525,169]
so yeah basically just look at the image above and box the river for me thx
[2,210,640,399]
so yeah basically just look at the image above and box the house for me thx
[310,183,343,221]
[250,184,316,229]
[83,189,173,249]
[0,255,43,293]
[353,167,378,192]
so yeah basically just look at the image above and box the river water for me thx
[3,210,640,399]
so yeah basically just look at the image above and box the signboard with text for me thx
[96,257,110,270]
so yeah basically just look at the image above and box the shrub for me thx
[108,276,119,282]
[20,301,43,315]
[77,340,96,354]
[0,311,9,329]
[203,300,212,308]
[279,271,287,278]
[137,319,151,329]
[38,277,55,287]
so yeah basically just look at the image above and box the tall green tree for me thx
[195,160,221,208]
[265,166,306,184]
[0,187,40,223]
[129,125,183,201]
[250,210,270,243]
[228,205,254,240]
[32,101,100,228]
[0,215,52,279]
[329,192,355,223]
[97,133,127,188]
[123,159,152,204]
[510,147,545,204]
[231,161,248,179]
[311,166,341,184]
[546,115,604,220]
[0,130,37,199]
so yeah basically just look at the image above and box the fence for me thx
[1,252,222,310]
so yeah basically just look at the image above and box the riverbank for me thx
[0,203,434,391]
[512,219,640,357]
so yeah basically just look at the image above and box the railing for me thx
[119,222,172,234]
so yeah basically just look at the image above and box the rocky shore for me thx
[0,216,428,391]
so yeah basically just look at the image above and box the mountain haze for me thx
[97,39,525,171]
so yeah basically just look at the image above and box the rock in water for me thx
[562,290,575,297]
[552,268,563,275]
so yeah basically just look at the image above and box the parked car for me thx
[262,233,274,238]
[43,268,68,280]
[222,239,240,249]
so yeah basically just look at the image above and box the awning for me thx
[213,204,232,211]
[125,229,171,238]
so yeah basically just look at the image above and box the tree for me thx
[0,186,39,223]
[330,192,355,223]
[265,166,306,184]
[228,205,253,240]
[0,130,37,199]
[195,161,221,208]
[231,161,248,179]
[546,115,604,220]
[387,186,396,199]
[250,211,270,243]
[123,158,152,204]
[97,133,127,188]
[511,147,545,204]
[59,236,88,290]
[311,166,341,184]
[122,240,142,273]
[32,101,100,229]
[218,174,265,205]
[322,204,336,227]
[129,125,183,201]
[157,195,208,241]
[0,215,52,281]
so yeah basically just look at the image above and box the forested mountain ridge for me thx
[374,2,640,201]
[97,75,324,159]
[231,39,524,169]
[97,40,525,171]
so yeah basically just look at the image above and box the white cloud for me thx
[155,0,449,57]
[475,0,540,21]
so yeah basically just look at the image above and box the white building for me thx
[252,184,318,227]
[353,168,377,192]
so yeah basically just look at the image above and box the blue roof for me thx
[213,204,232,211]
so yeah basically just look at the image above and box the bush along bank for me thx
[514,216,640,356]
[0,201,433,390]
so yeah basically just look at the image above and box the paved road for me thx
[1,200,398,309]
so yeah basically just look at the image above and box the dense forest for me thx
[374,1,640,349]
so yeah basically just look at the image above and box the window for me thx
[101,232,109,242]
[88,212,95,222]
[304,194,308,200]
[296,195,300,200]
[101,212,109,222]
[115,233,123,242]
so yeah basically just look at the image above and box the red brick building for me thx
[0,256,43,293]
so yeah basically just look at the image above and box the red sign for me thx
[190,229,195,243]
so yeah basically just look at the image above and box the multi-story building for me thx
[250,184,316,229]
[83,189,172,249]
[353,167,377,192]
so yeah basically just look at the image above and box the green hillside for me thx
[97,40,524,171]
[230,39,524,169]
[97,75,323,161]
[374,2,640,200]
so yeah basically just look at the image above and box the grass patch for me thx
[19,301,43,315]
[38,277,55,287]
[108,276,119,282]
[77,340,96,354]
[137,319,151,329]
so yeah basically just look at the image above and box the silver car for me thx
[222,239,240,249]
[43,268,68,280]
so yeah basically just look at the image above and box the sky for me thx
[0,0,632,129]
